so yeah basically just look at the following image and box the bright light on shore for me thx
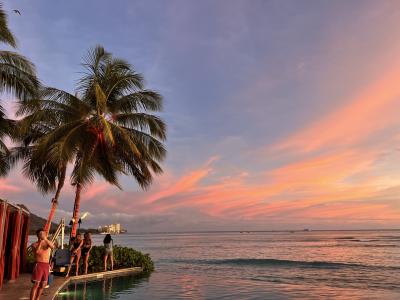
[81,212,89,220]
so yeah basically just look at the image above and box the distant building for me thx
[98,223,125,234]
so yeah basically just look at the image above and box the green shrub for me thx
[87,245,154,273]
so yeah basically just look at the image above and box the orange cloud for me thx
[273,64,400,153]
[140,141,400,225]
[145,156,218,205]
[69,62,400,228]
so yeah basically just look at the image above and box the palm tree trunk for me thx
[43,198,57,235]
[44,167,66,235]
[71,182,82,238]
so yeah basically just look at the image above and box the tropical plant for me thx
[10,110,67,233]
[88,245,154,273]
[18,46,166,236]
[0,105,13,175]
[0,4,38,176]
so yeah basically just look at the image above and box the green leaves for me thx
[94,82,107,114]
[14,45,167,220]
[0,6,38,177]
[0,4,16,48]
[0,51,38,101]
[87,245,155,273]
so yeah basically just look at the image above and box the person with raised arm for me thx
[30,229,55,300]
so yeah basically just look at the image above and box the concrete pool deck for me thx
[0,267,143,300]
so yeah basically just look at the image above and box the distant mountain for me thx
[29,211,59,235]
[17,204,97,235]
[18,204,59,235]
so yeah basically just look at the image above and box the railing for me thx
[51,218,65,249]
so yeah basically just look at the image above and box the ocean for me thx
[53,230,400,299]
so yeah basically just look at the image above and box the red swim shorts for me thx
[31,262,50,284]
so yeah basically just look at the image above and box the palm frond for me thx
[0,5,16,48]
[108,90,163,113]
[0,51,38,100]
[113,112,166,140]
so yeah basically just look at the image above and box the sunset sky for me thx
[1,0,400,231]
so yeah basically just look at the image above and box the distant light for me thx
[57,291,73,296]
[81,212,89,220]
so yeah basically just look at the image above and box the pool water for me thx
[55,274,150,300]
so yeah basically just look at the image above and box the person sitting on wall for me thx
[30,228,55,300]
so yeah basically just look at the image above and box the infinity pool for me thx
[55,274,150,300]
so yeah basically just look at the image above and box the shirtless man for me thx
[30,229,55,300]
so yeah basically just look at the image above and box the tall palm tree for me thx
[20,46,166,237]
[0,4,38,176]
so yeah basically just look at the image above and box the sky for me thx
[1,0,400,232]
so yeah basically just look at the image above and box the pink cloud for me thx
[0,179,22,193]
[82,182,112,200]
[272,64,400,153]
[144,156,218,205]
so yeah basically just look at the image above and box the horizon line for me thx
[91,228,400,235]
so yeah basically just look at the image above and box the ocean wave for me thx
[211,258,366,268]
[359,244,398,247]
[168,258,400,270]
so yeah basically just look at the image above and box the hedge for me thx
[88,245,154,273]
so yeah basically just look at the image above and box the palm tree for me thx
[0,4,38,176]
[0,105,13,175]
[20,46,166,237]
[11,104,67,234]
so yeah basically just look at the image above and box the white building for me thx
[98,223,122,234]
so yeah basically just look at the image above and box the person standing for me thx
[103,234,114,271]
[65,233,83,277]
[30,229,55,300]
[82,232,93,274]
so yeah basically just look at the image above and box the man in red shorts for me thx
[30,229,55,300]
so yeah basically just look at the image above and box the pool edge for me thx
[46,267,143,300]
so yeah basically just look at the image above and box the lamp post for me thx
[78,212,89,233]
[68,212,88,241]
[68,219,74,243]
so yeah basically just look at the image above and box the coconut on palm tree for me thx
[0,4,38,176]
[18,46,166,236]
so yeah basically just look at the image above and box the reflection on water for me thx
[55,274,150,300]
